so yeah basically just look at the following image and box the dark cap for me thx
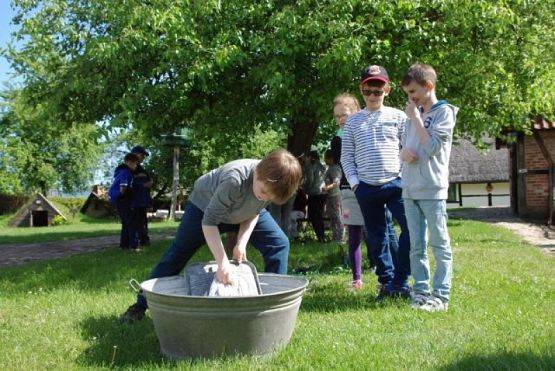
[360,65,389,85]
[130,145,149,157]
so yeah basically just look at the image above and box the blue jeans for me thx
[136,202,290,308]
[355,178,410,286]
[364,210,399,271]
[404,199,452,302]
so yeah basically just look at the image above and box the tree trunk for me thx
[287,119,318,157]
[169,147,180,220]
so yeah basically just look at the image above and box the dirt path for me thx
[0,233,174,268]
[449,207,555,256]
[1,207,552,268]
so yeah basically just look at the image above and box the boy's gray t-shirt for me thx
[188,159,268,226]
[324,164,342,197]
[401,101,458,200]
[303,162,326,196]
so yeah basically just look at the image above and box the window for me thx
[447,183,458,203]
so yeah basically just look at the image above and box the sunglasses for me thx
[361,89,385,97]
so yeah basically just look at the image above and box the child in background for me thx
[303,150,327,242]
[130,145,153,246]
[108,153,140,251]
[401,63,458,311]
[323,150,343,242]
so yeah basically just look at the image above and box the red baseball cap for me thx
[360,65,390,85]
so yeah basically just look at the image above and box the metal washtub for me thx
[140,273,308,359]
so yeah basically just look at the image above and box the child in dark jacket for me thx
[109,153,140,250]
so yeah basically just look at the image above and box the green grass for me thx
[0,212,180,245]
[0,219,553,370]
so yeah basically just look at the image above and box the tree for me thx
[0,89,104,194]
[5,0,554,188]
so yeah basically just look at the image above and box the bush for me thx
[50,215,69,226]
[51,197,86,218]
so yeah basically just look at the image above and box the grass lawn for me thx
[0,218,553,369]
[0,212,180,245]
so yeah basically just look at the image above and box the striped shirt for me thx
[340,107,407,187]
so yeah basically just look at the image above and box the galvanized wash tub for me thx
[140,273,308,359]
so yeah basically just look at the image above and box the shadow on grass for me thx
[0,243,171,293]
[77,314,175,368]
[440,352,555,370]
[299,279,393,313]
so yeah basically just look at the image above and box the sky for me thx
[0,2,17,87]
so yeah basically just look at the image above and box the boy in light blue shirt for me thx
[401,63,458,311]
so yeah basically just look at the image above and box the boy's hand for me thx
[405,101,419,121]
[216,260,233,285]
[232,244,247,264]
[401,148,419,163]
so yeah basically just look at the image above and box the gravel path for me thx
[0,233,174,267]
[449,207,555,256]
[1,207,552,268]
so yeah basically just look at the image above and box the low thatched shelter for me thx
[448,139,510,206]
[9,193,67,227]
[81,185,115,218]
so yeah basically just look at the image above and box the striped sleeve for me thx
[340,116,359,188]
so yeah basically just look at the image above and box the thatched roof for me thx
[449,139,509,183]
[9,193,67,227]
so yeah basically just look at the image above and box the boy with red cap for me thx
[340,65,411,298]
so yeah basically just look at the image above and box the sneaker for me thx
[119,303,146,323]
[390,284,412,299]
[351,279,363,291]
[377,283,392,300]
[419,296,449,312]
[410,292,431,309]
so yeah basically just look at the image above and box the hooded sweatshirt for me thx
[401,100,459,200]
[108,163,134,204]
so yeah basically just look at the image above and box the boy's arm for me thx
[118,169,133,195]
[406,102,456,158]
[419,108,456,158]
[340,120,359,190]
[202,225,232,284]
[201,178,241,284]
[400,117,419,163]
[232,214,260,263]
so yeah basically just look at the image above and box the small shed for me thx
[80,185,115,218]
[9,193,67,227]
[448,139,510,207]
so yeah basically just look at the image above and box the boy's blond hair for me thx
[256,149,302,205]
[333,93,360,111]
[402,63,437,87]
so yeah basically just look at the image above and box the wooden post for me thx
[169,146,180,220]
